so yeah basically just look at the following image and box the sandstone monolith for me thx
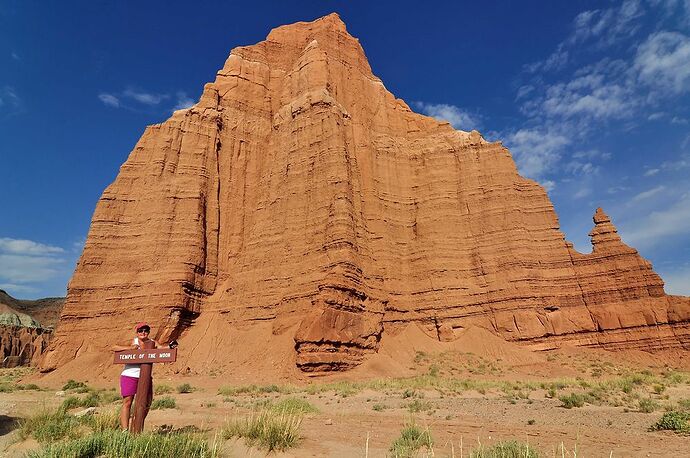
[40,14,690,374]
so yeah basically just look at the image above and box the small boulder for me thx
[75,407,97,417]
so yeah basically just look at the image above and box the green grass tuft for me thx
[222,410,302,452]
[62,379,88,391]
[26,429,218,458]
[470,440,540,458]
[19,408,82,444]
[151,396,177,410]
[558,393,588,409]
[154,384,173,395]
[638,398,659,413]
[176,383,195,394]
[270,397,318,414]
[389,422,433,458]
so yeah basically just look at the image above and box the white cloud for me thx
[644,168,660,176]
[659,264,690,295]
[648,112,665,120]
[570,0,643,46]
[516,85,535,100]
[632,185,667,201]
[0,86,22,116]
[608,185,630,194]
[0,237,64,256]
[0,283,37,295]
[11,51,20,60]
[671,116,689,124]
[98,93,120,108]
[541,180,556,192]
[123,88,169,105]
[0,237,68,296]
[649,0,690,27]
[565,161,599,175]
[621,192,690,248]
[503,127,570,179]
[0,254,65,284]
[635,31,690,94]
[542,73,634,120]
[573,149,611,160]
[413,102,482,131]
[574,187,592,199]
[72,237,86,253]
[98,88,197,112]
[660,153,690,170]
[172,91,195,111]
[524,44,569,74]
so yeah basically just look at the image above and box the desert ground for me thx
[1,328,690,457]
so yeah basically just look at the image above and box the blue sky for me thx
[1,0,689,299]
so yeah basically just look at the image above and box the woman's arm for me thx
[153,340,177,349]
[111,344,138,352]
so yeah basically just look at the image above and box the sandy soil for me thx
[2,328,690,457]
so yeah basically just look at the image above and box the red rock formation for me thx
[0,296,53,367]
[40,14,690,374]
[1,326,51,368]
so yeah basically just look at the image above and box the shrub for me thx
[408,399,434,413]
[60,391,118,412]
[259,384,280,393]
[154,384,173,395]
[650,411,690,433]
[653,384,666,395]
[677,398,690,411]
[80,391,103,408]
[17,383,41,391]
[372,404,387,411]
[222,410,302,452]
[99,390,122,404]
[389,422,433,458]
[401,389,417,399]
[177,383,195,394]
[151,396,177,410]
[559,393,587,409]
[470,440,540,458]
[60,396,83,412]
[26,429,217,458]
[638,398,659,413]
[62,379,88,391]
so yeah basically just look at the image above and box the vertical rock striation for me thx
[40,14,690,373]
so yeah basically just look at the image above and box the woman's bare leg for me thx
[120,395,134,430]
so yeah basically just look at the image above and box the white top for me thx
[121,337,140,378]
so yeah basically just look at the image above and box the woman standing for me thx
[111,322,176,431]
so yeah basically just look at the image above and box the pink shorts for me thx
[120,375,139,397]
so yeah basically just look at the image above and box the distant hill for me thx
[0,290,64,329]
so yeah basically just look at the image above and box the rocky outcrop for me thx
[1,326,52,367]
[0,297,53,367]
[0,290,64,329]
[40,14,690,374]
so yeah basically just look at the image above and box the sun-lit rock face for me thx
[40,14,690,373]
[0,298,52,367]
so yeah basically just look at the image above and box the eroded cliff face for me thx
[0,299,53,367]
[40,14,690,373]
